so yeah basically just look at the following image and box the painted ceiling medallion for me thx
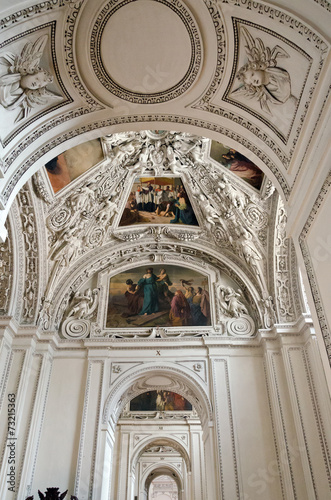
[90,0,202,103]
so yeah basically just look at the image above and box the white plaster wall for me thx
[32,357,87,494]
[229,354,284,499]
[0,333,330,500]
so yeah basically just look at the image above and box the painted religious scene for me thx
[130,391,192,411]
[44,139,104,193]
[107,265,210,328]
[210,141,264,190]
[119,177,199,226]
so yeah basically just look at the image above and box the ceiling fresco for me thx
[45,139,104,193]
[119,177,199,227]
[107,264,210,329]
[209,141,264,190]
[130,391,192,412]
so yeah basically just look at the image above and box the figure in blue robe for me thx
[138,268,159,315]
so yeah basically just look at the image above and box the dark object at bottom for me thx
[25,487,79,500]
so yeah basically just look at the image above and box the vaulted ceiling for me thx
[0,0,329,350]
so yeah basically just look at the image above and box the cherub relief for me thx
[67,288,99,320]
[0,35,60,122]
[232,26,298,116]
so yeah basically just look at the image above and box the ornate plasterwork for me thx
[274,198,300,323]
[0,222,13,314]
[299,170,331,363]
[90,0,202,104]
[63,0,104,112]
[0,1,70,30]
[0,114,290,209]
[194,0,328,168]
[30,129,270,339]
[0,22,72,147]
[17,184,39,324]
[103,367,212,424]
[223,19,312,144]
[314,0,331,12]
[56,248,257,340]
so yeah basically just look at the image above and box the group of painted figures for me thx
[120,182,198,226]
[130,390,192,412]
[124,267,210,327]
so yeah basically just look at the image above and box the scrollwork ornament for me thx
[62,318,90,339]
[244,203,268,229]
[85,226,105,248]
[226,315,255,337]
[48,206,72,231]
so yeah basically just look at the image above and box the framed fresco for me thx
[209,141,264,190]
[106,265,210,328]
[44,138,104,193]
[130,391,192,412]
[118,176,199,227]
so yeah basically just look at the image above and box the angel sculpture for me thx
[67,288,99,320]
[232,26,297,115]
[0,35,60,122]
[218,286,248,318]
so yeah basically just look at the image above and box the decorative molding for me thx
[103,364,213,425]
[292,84,331,189]
[74,359,93,496]
[313,0,331,12]
[223,19,312,145]
[0,1,69,31]
[299,169,331,363]
[263,357,286,500]
[0,345,12,414]
[27,354,53,497]
[90,0,202,104]
[0,22,73,147]
[89,361,104,500]
[17,184,39,324]
[195,1,328,169]
[0,114,290,208]
[274,198,297,323]
[64,0,104,112]
[0,222,13,314]
[212,358,240,499]
[303,347,331,485]
[15,354,43,492]
[287,347,318,496]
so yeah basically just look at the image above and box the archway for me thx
[145,468,181,500]
[96,364,218,500]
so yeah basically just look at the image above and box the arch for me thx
[0,117,289,230]
[50,240,264,333]
[130,435,192,474]
[143,464,183,500]
[103,362,213,425]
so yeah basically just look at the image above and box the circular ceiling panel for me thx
[90,0,202,104]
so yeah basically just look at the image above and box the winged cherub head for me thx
[20,68,53,90]
[0,35,60,122]
[237,63,269,88]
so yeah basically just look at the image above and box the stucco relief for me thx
[225,22,311,143]
[17,184,40,324]
[12,132,278,339]
[0,223,12,314]
[0,23,71,146]
[88,0,202,104]
[0,35,60,122]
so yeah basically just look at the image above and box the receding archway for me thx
[146,469,181,500]
[97,364,218,500]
